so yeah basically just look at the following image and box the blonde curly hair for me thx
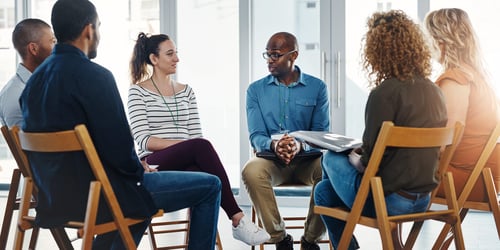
[363,10,432,87]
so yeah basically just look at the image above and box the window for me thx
[176,0,240,188]
[0,0,16,184]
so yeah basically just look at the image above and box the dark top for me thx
[20,44,157,227]
[360,77,448,194]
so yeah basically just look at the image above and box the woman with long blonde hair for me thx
[425,8,500,201]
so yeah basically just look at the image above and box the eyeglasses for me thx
[262,50,297,61]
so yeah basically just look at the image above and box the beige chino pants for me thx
[242,156,326,243]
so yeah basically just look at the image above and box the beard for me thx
[88,49,97,59]
[88,27,99,59]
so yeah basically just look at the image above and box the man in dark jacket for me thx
[20,0,221,249]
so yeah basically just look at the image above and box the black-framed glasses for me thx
[262,50,297,61]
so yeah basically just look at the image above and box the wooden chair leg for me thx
[28,226,40,249]
[443,173,465,250]
[14,177,35,250]
[432,209,466,250]
[146,224,158,250]
[371,177,395,250]
[81,181,101,250]
[434,168,500,250]
[483,168,500,239]
[251,207,255,250]
[0,169,22,249]
[404,221,423,249]
[216,231,223,250]
[49,226,74,250]
[391,223,404,250]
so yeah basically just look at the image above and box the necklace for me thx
[150,77,179,130]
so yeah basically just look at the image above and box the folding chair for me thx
[430,122,500,249]
[10,124,163,250]
[147,208,223,250]
[314,121,465,250]
[0,126,39,249]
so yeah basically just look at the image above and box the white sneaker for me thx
[232,215,271,245]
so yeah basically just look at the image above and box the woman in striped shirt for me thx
[128,32,269,246]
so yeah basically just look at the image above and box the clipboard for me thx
[256,150,323,160]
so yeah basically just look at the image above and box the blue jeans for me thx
[314,151,430,250]
[93,171,221,250]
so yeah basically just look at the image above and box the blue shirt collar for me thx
[266,65,306,87]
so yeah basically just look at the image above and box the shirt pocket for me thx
[295,99,316,121]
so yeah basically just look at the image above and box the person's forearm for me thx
[147,136,184,151]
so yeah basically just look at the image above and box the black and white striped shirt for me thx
[128,84,202,158]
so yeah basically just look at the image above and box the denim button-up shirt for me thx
[246,66,330,152]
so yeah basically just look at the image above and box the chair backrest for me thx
[456,122,500,205]
[329,121,464,250]
[1,126,34,179]
[11,124,138,248]
[351,121,464,215]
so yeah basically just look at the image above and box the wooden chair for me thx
[10,124,163,250]
[430,122,500,249]
[147,208,223,250]
[0,126,39,249]
[250,184,332,250]
[314,121,465,250]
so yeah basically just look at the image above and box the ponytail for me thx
[129,32,170,84]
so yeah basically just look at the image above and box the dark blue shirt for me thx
[20,44,156,227]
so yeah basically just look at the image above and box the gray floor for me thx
[1,190,499,249]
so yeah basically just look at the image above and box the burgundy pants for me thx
[145,138,241,219]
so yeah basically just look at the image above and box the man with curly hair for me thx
[314,10,448,250]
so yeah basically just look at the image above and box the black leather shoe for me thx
[300,236,319,250]
[276,234,293,250]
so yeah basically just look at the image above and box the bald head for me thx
[267,32,298,52]
[12,18,52,60]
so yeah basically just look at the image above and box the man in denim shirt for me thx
[242,32,329,250]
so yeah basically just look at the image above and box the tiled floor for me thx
[1,190,499,249]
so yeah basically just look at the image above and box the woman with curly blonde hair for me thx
[314,10,448,249]
[425,8,500,202]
